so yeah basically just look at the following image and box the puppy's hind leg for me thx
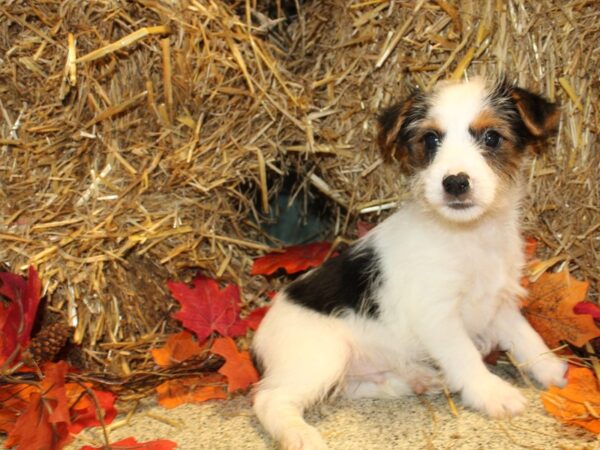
[252,300,352,450]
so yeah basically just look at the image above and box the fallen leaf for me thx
[0,361,117,449]
[5,391,71,450]
[5,361,70,450]
[484,349,504,366]
[542,365,600,433]
[80,437,178,450]
[574,301,600,322]
[251,242,333,276]
[211,337,259,393]
[357,220,374,238]
[522,268,597,349]
[524,236,538,260]
[0,266,42,366]
[41,361,71,423]
[0,383,34,434]
[156,374,227,409]
[168,276,248,343]
[67,385,117,435]
[245,306,269,331]
[151,331,206,368]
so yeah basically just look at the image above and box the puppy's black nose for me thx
[442,173,470,196]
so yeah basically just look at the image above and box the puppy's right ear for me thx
[377,97,416,170]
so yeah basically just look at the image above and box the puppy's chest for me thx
[456,244,517,332]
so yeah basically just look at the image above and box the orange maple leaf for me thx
[211,337,259,393]
[0,383,35,434]
[522,268,597,349]
[542,365,600,433]
[5,391,71,450]
[156,373,227,409]
[0,362,117,449]
[151,331,207,368]
[5,362,71,450]
[152,333,227,409]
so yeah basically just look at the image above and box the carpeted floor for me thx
[69,366,597,450]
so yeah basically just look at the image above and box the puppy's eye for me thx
[422,132,440,154]
[483,130,502,149]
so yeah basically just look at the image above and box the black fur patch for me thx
[488,83,531,149]
[285,244,381,317]
[378,92,430,170]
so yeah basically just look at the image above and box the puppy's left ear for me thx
[510,87,560,138]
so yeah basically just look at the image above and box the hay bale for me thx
[0,0,598,376]
[282,0,599,289]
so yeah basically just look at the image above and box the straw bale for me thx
[0,0,598,378]
[279,0,600,289]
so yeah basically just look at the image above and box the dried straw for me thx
[0,0,598,380]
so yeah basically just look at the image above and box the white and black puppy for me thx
[252,78,567,450]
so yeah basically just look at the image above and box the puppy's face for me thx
[378,78,559,223]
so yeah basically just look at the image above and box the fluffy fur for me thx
[252,78,567,450]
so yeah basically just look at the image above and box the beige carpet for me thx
[68,367,597,450]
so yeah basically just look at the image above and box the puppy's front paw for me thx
[281,424,328,450]
[461,374,527,418]
[530,355,568,388]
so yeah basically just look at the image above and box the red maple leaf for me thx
[168,276,248,343]
[357,220,374,238]
[0,266,42,366]
[573,301,600,321]
[251,242,333,276]
[245,306,269,331]
[80,437,177,450]
[524,235,538,260]
[211,337,259,393]
[67,386,117,435]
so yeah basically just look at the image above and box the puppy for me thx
[252,78,567,450]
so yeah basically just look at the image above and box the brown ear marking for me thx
[510,87,560,138]
[377,97,418,170]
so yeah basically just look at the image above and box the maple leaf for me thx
[156,373,227,409]
[251,242,333,276]
[0,383,34,434]
[542,365,600,433]
[211,337,259,393]
[5,361,70,450]
[168,276,248,343]
[151,331,206,368]
[80,437,178,450]
[522,268,598,349]
[41,361,71,424]
[67,385,117,435]
[357,220,374,238]
[524,235,538,260]
[245,306,269,331]
[1,361,117,449]
[574,301,600,322]
[5,391,71,450]
[0,266,42,366]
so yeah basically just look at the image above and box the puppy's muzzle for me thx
[443,173,472,208]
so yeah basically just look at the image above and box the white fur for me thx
[419,78,499,222]
[252,79,567,450]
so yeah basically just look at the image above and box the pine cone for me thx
[22,323,73,365]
